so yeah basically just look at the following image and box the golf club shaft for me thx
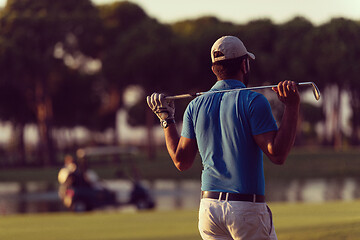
[165,82,320,101]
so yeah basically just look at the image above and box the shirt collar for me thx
[210,79,246,92]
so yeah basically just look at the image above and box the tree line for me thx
[0,0,359,166]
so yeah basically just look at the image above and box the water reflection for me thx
[0,178,359,214]
[266,178,360,202]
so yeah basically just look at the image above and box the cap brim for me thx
[247,52,255,60]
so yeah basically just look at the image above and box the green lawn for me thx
[1,200,359,240]
[272,201,360,239]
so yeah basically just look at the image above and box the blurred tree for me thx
[299,103,324,143]
[275,17,314,83]
[273,17,320,145]
[237,19,278,86]
[0,82,35,165]
[98,1,177,157]
[172,17,237,91]
[344,21,360,145]
[309,18,360,148]
[0,0,102,165]
[98,2,146,134]
[52,68,101,129]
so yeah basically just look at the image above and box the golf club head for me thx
[298,82,320,101]
[311,83,321,101]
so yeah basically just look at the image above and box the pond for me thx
[0,178,359,214]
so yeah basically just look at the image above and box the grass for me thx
[272,200,360,239]
[0,200,359,240]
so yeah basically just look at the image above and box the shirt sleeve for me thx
[249,94,278,135]
[181,103,196,139]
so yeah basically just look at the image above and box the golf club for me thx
[165,82,321,101]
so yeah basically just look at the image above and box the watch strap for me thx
[161,118,175,128]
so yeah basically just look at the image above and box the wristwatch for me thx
[161,118,175,129]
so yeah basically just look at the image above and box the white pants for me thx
[198,198,277,240]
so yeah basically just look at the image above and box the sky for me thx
[89,0,360,25]
[0,0,358,25]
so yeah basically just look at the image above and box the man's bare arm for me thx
[164,124,198,171]
[253,80,300,165]
[146,92,198,171]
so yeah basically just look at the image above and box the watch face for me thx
[161,120,168,128]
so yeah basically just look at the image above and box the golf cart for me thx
[57,146,155,212]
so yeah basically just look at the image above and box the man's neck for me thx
[217,76,244,83]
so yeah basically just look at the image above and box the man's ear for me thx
[211,65,217,76]
[241,59,249,74]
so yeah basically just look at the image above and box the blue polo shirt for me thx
[181,80,278,195]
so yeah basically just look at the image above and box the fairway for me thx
[1,201,360,240]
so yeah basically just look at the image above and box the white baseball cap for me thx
[211,36,255,63]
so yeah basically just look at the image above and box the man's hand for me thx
[272,80,300,106]
[147,93,175,121]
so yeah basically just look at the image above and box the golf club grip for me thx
[297,82,311,86]
[165,94,196,100]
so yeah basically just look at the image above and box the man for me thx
[147,36,300,240]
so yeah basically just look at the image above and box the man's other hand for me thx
[147,93,175,121]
